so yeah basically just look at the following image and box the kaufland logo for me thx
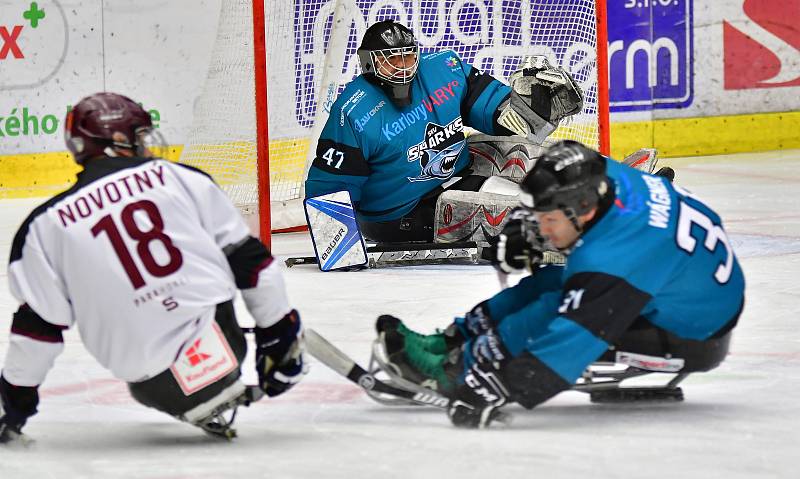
[723,0,800,89]
[184,338,212,367]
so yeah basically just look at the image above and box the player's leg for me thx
[358,175,486,243]
[127,301,251,434]
[596,316,735,372]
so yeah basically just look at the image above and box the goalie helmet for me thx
[520,140,609,217]
[65,92,161,164]
[357,20,419,107]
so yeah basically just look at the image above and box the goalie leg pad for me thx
[305,191,368,271]
[467,133,543,183]
[434,189,520,245]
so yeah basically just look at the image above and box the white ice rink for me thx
[1,150,799,478]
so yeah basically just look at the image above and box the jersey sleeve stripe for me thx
[10,304,67,344]
[562,272,652,342]
[226,236,273,289]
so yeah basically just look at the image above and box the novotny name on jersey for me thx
[56,164,167,228]
[406,117,464,162]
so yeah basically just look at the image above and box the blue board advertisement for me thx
[608,0,694,111]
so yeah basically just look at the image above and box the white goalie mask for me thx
[358,21,419,107]
[369,45,420,85]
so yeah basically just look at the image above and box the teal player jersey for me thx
[485,158,745,394]
[305,50,511,222]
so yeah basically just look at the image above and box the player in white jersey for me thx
[0,93,307,442]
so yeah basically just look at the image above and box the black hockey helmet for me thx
[65,92,162,164]
[520,140,609,217]
[357,20,419,107]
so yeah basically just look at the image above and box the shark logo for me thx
[407,118,465,182]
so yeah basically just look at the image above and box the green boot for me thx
[377,315,461,393]
[403,333,459,392]
[376,315,452,354]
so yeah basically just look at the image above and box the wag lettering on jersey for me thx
[56,165,167,228]
[381,80,460,141]
[642,175,672,229]
[406,117,465,182]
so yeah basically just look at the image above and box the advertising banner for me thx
[608,0,694,112]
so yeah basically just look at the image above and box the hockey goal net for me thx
[179,0,609,244]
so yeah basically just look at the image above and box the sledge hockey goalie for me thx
[367,140,744,428]
[303,20,585,269]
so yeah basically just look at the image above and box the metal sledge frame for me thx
[367,335,691,407]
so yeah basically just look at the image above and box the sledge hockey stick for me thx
[239,327,447,406]
[304,328,451,408]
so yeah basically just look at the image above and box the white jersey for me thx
[5,158,259,383]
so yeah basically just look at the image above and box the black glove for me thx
[453,302,495,339]
[0,376,38,445]
[0,415,25,444]
[655,166,675,182]
[488,208,544,274]
[255,310,308,397]
[448,331,512,429]
[448,362,510,429]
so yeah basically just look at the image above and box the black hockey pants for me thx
[127,301,247,418]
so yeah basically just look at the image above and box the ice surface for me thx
[1,150,798,478]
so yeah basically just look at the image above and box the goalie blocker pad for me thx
[304,191,368,271]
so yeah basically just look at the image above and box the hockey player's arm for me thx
[225,237,307,397]
[454,54,512,135]
[496,272,652,408]
[179,167,307,396]
[2,226,73,443]
[177,166,294,328]
[1,305,66,443]
[305,112,371,205]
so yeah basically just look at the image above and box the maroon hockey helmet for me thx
[65,92,156,164]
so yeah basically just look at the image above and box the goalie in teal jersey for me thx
[304,20,584,245]
[371,140,745,428]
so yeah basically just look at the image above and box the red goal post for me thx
[180,0,610,248]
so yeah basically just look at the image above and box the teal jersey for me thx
[305,50,510,222]
[484,158,745,396]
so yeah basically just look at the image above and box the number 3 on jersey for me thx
[322,148,344,169]
[675,200,734,284]
[91,199,183,289]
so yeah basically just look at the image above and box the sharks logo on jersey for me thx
[406,117,465,182]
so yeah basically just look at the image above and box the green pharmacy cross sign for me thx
[23,2,46,28]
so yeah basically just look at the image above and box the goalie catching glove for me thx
[255,310,309,397]
[498,55,584,143]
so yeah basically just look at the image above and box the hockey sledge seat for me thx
[574,318,734,403]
